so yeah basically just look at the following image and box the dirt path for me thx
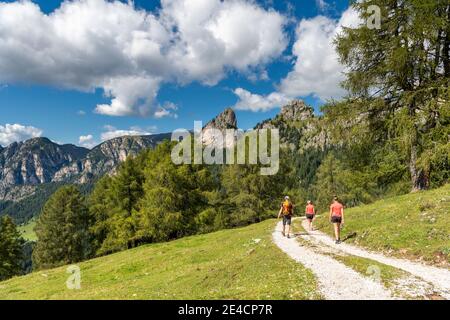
[299,219,450,299]
[272,221,393,300]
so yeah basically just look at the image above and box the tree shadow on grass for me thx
[293,232,309,237]
[342,232,357,242]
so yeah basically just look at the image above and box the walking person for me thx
[278,196,294,238]
[305,200,315,231]
[329,196,345,244]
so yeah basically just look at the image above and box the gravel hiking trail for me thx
[273,220,393,300]
[298,219,450,299]
[273,219,450,300]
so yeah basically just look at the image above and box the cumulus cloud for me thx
[279,7,361,101]
[232,88,291,112]
[154,101,178,119]
[0,123,43,146]
[0,0,287,117]
[161,0,287,84]
[100,125,157,141]
[154,109,172,119]
[78,134,97,149]
[230,7,361,112]
[95,76,161,117]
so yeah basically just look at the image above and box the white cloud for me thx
[0,123,43,146]
[77,110,87,116]
[247,69,270,83]
[78,134,97,148]
[154,101,178,119]
[95,76,161,117]
[230,7,361,112]
[316,0,329,11]
[279,7,361,101]
[0,0,287,117]
[100,125,157,141]
[158,0,287,84]
[232,88,291,112]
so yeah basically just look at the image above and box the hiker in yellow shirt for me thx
[278,196,294,238]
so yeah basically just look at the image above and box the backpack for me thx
[282,200,293,216]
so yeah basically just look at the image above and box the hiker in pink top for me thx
[305,200,315,231]
[329,196,345,244]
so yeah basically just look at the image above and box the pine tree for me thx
[0,215,24,281]
[94,154,145,254]
[32,185,90,270]
[135,141,216,242]
[88,175,113,254]
[335,0,450,191]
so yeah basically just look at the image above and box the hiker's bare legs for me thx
[333,223,340,241]
[308,219,313,231]
[286,224,290,237]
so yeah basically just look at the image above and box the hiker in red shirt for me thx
[329,196,345,244]
[305,200,315,231]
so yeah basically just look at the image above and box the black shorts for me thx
[282,215,292,226]
[331,216,342,223]
[306,214,315,220]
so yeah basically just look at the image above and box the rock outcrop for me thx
[255,99,327,151]
[202,108,238,148]
[203,108,237,130]
[279,100,314,122]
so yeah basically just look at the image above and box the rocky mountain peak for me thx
[24,136,51,145]
[202,108,238,148]
[280,100,314,121]
[204,108,237,130]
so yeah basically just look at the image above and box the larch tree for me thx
[335,0,450,191]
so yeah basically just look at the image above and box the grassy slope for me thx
[315,184,450,266]
[0,219,321,300]
[18,219,37,242]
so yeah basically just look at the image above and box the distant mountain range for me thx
[0,133,172,202]
[0,100,328,223]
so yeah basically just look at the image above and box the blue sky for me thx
[0,0,353,148]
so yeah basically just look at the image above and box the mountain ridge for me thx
[0,99,324,222]
[0,133,171,201]
[1,100,320,201]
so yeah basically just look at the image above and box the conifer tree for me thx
[135,141,216,242]
[335,0,450,191]
[94,154,145,254]
[32,185,90,269]
[88,175,114,254]
[0,215,24,280]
